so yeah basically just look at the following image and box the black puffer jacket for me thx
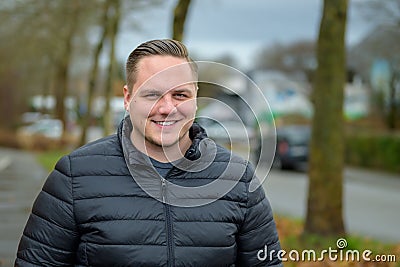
[15,119,282,267]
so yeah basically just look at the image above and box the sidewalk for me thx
[0,148,48,266]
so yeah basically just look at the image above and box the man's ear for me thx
[123,85,130,111]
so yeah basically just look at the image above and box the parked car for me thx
[19,119,63,139]
[197,118,255,148]
[253,124,310,171]
[273,125,310,170]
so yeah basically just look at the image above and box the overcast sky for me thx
[118,0,374,71]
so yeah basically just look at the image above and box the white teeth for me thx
[155,121,175,126]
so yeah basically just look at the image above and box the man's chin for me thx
[145,137,179,148]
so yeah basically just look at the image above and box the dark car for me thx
[273,125,310,170]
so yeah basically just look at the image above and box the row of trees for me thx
[0,0,165,144]
[0,0,196,147]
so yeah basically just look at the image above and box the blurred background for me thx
[0,0,399,162]
[0,0,399,266]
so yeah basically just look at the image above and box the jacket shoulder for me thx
[70,134,122,158]
[214,144,254,183]
[66,134,126,177]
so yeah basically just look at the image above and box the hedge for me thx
[345,133,400,173]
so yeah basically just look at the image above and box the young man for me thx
[15,39,282,266]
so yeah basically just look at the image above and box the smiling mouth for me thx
[153,120,178,126]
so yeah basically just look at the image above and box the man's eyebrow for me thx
[138,88,162,95]
[171,87,194,94]
[138,87,193,96]
[173,88,190,92]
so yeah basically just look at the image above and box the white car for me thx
[21,119,63,139]
[197,118,254,146]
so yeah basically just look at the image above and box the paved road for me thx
[260,167,400,244]
[0,148,47,266]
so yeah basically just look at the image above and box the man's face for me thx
[124,55,197,150]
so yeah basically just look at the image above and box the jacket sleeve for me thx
[15,156,79,266]
[236,164,283,267]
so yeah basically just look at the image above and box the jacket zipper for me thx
[161,178,174,267]
[161,178,167,203]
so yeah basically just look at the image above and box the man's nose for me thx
[156,95,177,115]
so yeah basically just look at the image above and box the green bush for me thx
[345,133,400,173]
[36,150,69,172]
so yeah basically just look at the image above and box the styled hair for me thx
[125,39,197,92]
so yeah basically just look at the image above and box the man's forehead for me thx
[138,55,193,74]
[135,56,196,91]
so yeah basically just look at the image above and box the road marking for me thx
[0,157,11,171]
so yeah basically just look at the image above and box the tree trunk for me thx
[103,0,121,136]
[304,0,348,236]
[55,0,80,137]
[79,0,111,146]
[387,68,399,130]
[172,0,191,42]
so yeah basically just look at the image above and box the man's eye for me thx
[174,93,188,99]
[145,93,160,99]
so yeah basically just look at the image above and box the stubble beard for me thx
[144,125,192,150]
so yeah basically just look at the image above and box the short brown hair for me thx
[125,39,197,92]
